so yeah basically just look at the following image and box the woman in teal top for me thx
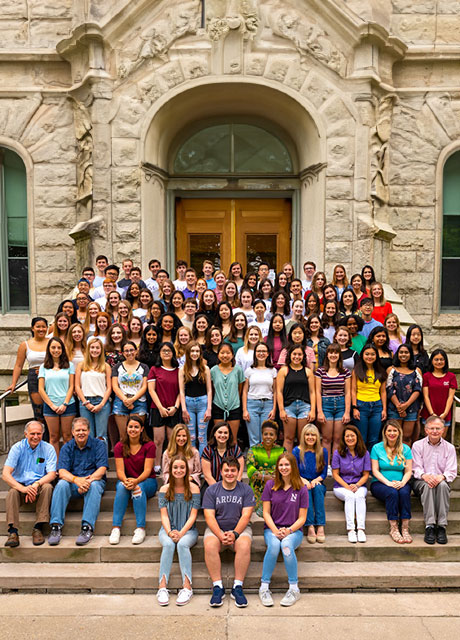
[247,420,285,517]
[370,420,413,544]
[210,343,245,442]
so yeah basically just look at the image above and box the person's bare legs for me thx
[45,416,60,456]
[296,418,308,444]
[154,426,165,468]
[234,535,251,582]
[283,417,297,452]
[114,415,128,440]
[61,416,74,443]
[402,420,416,446]
[320,419,333,461]
[332,419,344,457]
[228,420,240,443]
[204,535,222,581]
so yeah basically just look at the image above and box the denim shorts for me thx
[113,396,147,416]
[284,399,311,419]
[43,402,77,417]
[387,405,418,422]
[321,395,345,420]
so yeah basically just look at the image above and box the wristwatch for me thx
[232,530,240,540]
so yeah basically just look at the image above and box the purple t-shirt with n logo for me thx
[261,479,309,528]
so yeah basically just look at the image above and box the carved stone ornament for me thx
[118,0,201,79]
[371,94,396,206]
[71,97,94,220]
[206,0,259,41]
[300,162,327,187]
[261,1,347,77]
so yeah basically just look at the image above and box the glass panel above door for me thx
[189,234,221,274]
[246,234,277,274]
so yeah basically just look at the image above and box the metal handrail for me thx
[1,380,28,452]
[453,394,460,448]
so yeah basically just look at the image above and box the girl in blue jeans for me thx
[179,341,212,455]
[110,415,157,546]
[259,453,308,607]
[75,340,112,441]
[293,424,327,543]
[351,344,387,452]
[157,454,200,606]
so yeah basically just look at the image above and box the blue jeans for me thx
[246,398,273,447]
[355,399,383,451]
[112,397,148,416]
[370,481,412,520]
[79,396,111,440]
[158,526,198,585]
[185,395,209,455]
[262,528,304,584]
[112,478,158,528]
[50,478,106,529]
[322,395,345,420]
[306,483,326,526]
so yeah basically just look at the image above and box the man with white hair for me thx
[412,415,458,545]
[2,420,56,547]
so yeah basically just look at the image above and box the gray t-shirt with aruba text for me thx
[202,481,255,531]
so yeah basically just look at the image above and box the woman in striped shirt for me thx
[315,344,351,473]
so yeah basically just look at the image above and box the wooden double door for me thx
[176,198,291,275]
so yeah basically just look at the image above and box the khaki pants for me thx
[6,483,53,530]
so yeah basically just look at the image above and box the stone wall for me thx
[0,0,73,49]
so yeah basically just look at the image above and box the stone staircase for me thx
[2,462,460,594]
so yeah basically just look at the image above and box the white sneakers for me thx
[348,529,367,543]
[176,588,193,606]
[132,528,146,545]
[157,588,169,606]
[280,588,301,607]
[259,588,274,607]
[357,529,367,543]
[348,529,358,543]
[109,528,120,545]
[157,587,193,606]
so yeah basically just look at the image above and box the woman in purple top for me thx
[331,425,371,544]
[259,453,308,608]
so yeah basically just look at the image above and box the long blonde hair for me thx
[165,454,192,502]
[166,424,194,460]
[82,340,106,373]
[174,325,192,358]
[382,420,406,466]
[298,424,325,473]
[66,323,87,359]
[243,325,263,352]
[182,341,207,383]
[84,301,102,333]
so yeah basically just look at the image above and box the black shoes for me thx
[424,526,436,545]
[436,526,448,545]
[424,525,448,545]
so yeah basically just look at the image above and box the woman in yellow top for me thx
[351,344,387,452]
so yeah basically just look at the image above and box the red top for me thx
[371,302,393,324]
[421,371,457,421]
[113,441,156,478]
[147,366,179,409]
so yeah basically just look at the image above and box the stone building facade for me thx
[0,0,459,369]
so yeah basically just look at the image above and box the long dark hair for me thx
[428,348,449,373]
[339,289,358,314]
[165,453,193,502]
[321,299,341,329]
[57,300,78,325]
[215,301,233,330]
[367,326,392,356]
[207,420,236,449]
[138,325,159,361]
[361,264,376,289]
[227,311,248,343]
[323,343,346,373]
[43,337,70,369]
[156,341,179,368]
[354,344,387,382]
[105,323,127,353]
[305,291,321,315]
[393,343,415,370]
[287,322,307,348]
[30,316,48,335]
[406,324,427,355]
[270,290,291,316]
[305,313,325,338]
[266,312,288,354]
[337,425,367,458]
[120,415,150,458]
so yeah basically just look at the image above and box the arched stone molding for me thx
[0,137,36,317]
[433,139,460,321]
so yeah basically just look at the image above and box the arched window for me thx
[0,147,29,312]
[173,123,293,175]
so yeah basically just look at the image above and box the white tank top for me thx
[26,341,47,368]
[80,369,107,397]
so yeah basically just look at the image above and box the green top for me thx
[370,442,412,483]
[210,364,245,413]
[247,443,285,517]
[351,334,367,354]
[224,336,244,354]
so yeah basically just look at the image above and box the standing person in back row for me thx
[202,457,255,608]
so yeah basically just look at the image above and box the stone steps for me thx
[3,490,459,514]
[2,561,460,593]
[5,509,460,536]
[2,534,460,564]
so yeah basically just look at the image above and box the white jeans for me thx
[333,486,368,530]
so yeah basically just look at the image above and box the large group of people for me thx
[2,256,458,606]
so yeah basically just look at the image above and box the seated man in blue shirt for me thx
[48,417,108,546]
[2,420,57,547]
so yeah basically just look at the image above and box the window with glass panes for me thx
[0,148,29,312]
